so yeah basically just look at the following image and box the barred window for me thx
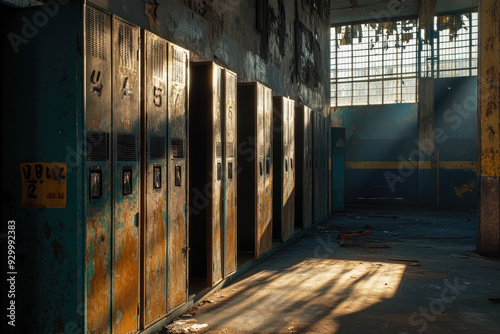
[331,20,418,107]
[331,12,478,107]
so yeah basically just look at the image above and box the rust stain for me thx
[51,241,63,258]
[145,194,166,323]
[168,207,187,310]
[86,213,110,334]
[454,182,476,198]
[113,196,139,334]
[45,222,52,239]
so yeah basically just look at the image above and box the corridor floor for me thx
[160,208,500,334]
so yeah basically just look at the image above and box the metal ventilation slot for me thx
[117,134,137,161]
[152,39,164,78]
[172,47,185,84]
[149,136,166,160]
[226,141,234,158]
[86,8,106,60]
[216,142,222,158]
[171,138,185,159]
[86,131,109,161]
[266,144,271,158]
[118,23,134,69]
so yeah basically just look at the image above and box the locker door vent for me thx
[117,134,137,161]
[266,144,271,158]
[171,138,185,159]
[226,141,234,158]
[216,142,222,158]
[152,39,164,79]
[149,136,166,160]
[86,131,109,161]
[172,47,185,85]
[118,23,134,69]
[86,8,107,60]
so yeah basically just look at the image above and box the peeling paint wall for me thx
[89,0,331,116]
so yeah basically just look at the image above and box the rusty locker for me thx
[262,86,274,255]
[167,43,190,309]
[237,82,272,261]
[273,96,295,242]
[288,98,296,236]
[312,111,320,224]
[189,62,223,288]
[142,30,168,325]
[112,17,141,333]
[295,105,313,229]
[222,69,237,277]
[313,112,328,224]
[85,6,113,333]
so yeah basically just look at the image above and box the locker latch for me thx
[175,165,182,187]
[123,168,133,196]
[217,163,222,181]
[228,162,233,180]
[90,170,102,199]
[153,165,162,189]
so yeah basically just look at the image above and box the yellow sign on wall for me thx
[21,162,67,208]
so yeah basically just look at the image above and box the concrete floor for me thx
[160,208,500,334]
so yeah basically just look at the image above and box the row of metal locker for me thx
[1,3,329,334]
[85,5,331,333]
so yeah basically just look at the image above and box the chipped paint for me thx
[454,183,476,198]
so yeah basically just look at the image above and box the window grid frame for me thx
[331,11,478,107]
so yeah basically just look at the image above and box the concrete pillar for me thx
[417,0,436,207]
[477,0,500,255]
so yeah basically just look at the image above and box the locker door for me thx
[287,99,295,238]
[282,98,291,240]
[167,44,189,310]
[304,107,313,228]
[143,31,167,325]
[255,84,266,256]
[261,86,273,256]
[208,64,223,286]
[312,112,319,224]
[84,6,112,333]
[223,70,237,276]
[112,17,141,334]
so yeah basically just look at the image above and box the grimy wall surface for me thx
[89,0,331,117]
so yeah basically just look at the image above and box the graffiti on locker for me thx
[21,162,67,208]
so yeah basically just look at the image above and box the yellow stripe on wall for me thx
[346,161,476,170]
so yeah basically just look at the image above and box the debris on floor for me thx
[161,318,209,333]
[384,231,399,237]
[338,230,372,239]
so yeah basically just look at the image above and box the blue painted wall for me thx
[434,77,477,208]
[339,104,419,205]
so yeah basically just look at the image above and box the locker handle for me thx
[228,162,233,180]
[134,212,139,228]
